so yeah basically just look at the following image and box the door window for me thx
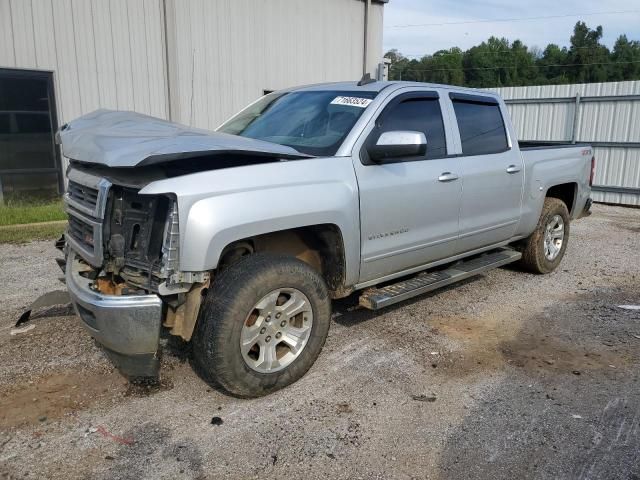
[451,98,508,156]
[373,95,447,160]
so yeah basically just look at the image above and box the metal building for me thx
[493,81,640,207]
[0,0,387,200]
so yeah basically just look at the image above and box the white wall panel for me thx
[0,0,169,174]
[110,0,136,112]
[368,3,384,75]
[32,0,59,71]
[10,0,37,67]
[51,0,82,123]
[128,0,151,114]
[90,0,118,109]
[1,0,385,175]
[144,0,169,118]
[0,1,16,66]
[0,0,169,126]
[167,0,383,129]
[72,0,101,113]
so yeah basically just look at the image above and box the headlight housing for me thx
[161,199,180,281]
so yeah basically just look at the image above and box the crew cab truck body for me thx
[60,81,593,396]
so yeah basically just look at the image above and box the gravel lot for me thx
[0,203,639,480]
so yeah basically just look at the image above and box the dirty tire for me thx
[518,197,570,274]
[192,253,331,398]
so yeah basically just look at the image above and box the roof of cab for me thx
[289,80,500,98]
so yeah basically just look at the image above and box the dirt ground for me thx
[0,203,639,480]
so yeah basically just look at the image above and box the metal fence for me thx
[492,81,640,207]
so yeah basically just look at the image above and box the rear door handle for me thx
[438,172,459,182]
[506,165,521,174]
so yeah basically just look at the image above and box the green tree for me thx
[567,22,610,82]
[508,40,537,86]
[383,49,408,80]
[383,22,640,88]
[610,34,640,80]
[537,44,570,84]
[425,48,464,85]
[463,37,512,87]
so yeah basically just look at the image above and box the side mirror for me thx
[367,131,427,163]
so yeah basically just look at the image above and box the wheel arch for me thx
[545,182,577,215]
[217,224,352,298]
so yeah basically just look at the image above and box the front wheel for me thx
[192,253,331,398]
[517,197,570,274]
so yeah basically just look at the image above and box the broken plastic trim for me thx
[15,290,71,327]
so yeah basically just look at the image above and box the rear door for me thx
[447,93,524,253]
[353,89,462,283]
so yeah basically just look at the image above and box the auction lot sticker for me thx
[331,96,373,108]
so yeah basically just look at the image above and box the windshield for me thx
[218,90,378,156]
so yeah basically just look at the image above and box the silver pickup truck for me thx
[59,80,593,397]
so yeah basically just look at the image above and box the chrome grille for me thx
[64,168,111,266]
[67,180,99,212]
[68,215,95,249]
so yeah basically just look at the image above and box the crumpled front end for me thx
[66,251,163,378]
[63,165,208,379]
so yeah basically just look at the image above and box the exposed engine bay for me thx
[64,163,213,342]
[104,186,172,291]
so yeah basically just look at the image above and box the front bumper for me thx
[66,251,163,378]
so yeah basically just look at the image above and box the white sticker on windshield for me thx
[330,96,373,108]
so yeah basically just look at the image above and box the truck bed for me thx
[518,140,590,150]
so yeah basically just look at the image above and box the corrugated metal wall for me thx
[1,0,384,156]
[492,81,640,206]
[0,0,169,128]
[367,2,385,80]
[165,0,384,130]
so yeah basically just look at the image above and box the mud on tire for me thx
[517,197,570,274]
[192,253,331,398]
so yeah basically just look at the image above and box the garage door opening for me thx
[0,68,62,202]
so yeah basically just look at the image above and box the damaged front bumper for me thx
[66,251,163,378]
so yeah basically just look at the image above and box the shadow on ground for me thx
[437,286,640,479]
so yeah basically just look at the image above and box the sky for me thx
[383,0,640,57]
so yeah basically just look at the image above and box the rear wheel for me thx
[193,253,331,398]
[518,197,570,274]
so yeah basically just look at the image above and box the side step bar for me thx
[359,248,522,310]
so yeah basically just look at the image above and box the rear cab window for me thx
[450,92,509,156]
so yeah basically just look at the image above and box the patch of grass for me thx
[0,221,66,244]
[0,199,66,226]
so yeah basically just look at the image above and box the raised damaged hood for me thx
[59,109,310,168]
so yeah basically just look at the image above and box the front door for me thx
[448,93,524,253]
[354,91,462,283]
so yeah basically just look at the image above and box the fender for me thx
[139,157,362,286]
[516,147,591,237]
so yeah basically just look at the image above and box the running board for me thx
[359,248,522,310]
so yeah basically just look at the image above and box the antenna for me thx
[357,73,376,86]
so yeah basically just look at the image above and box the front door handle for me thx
[438,172,459,182]
[506,165,521,174]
